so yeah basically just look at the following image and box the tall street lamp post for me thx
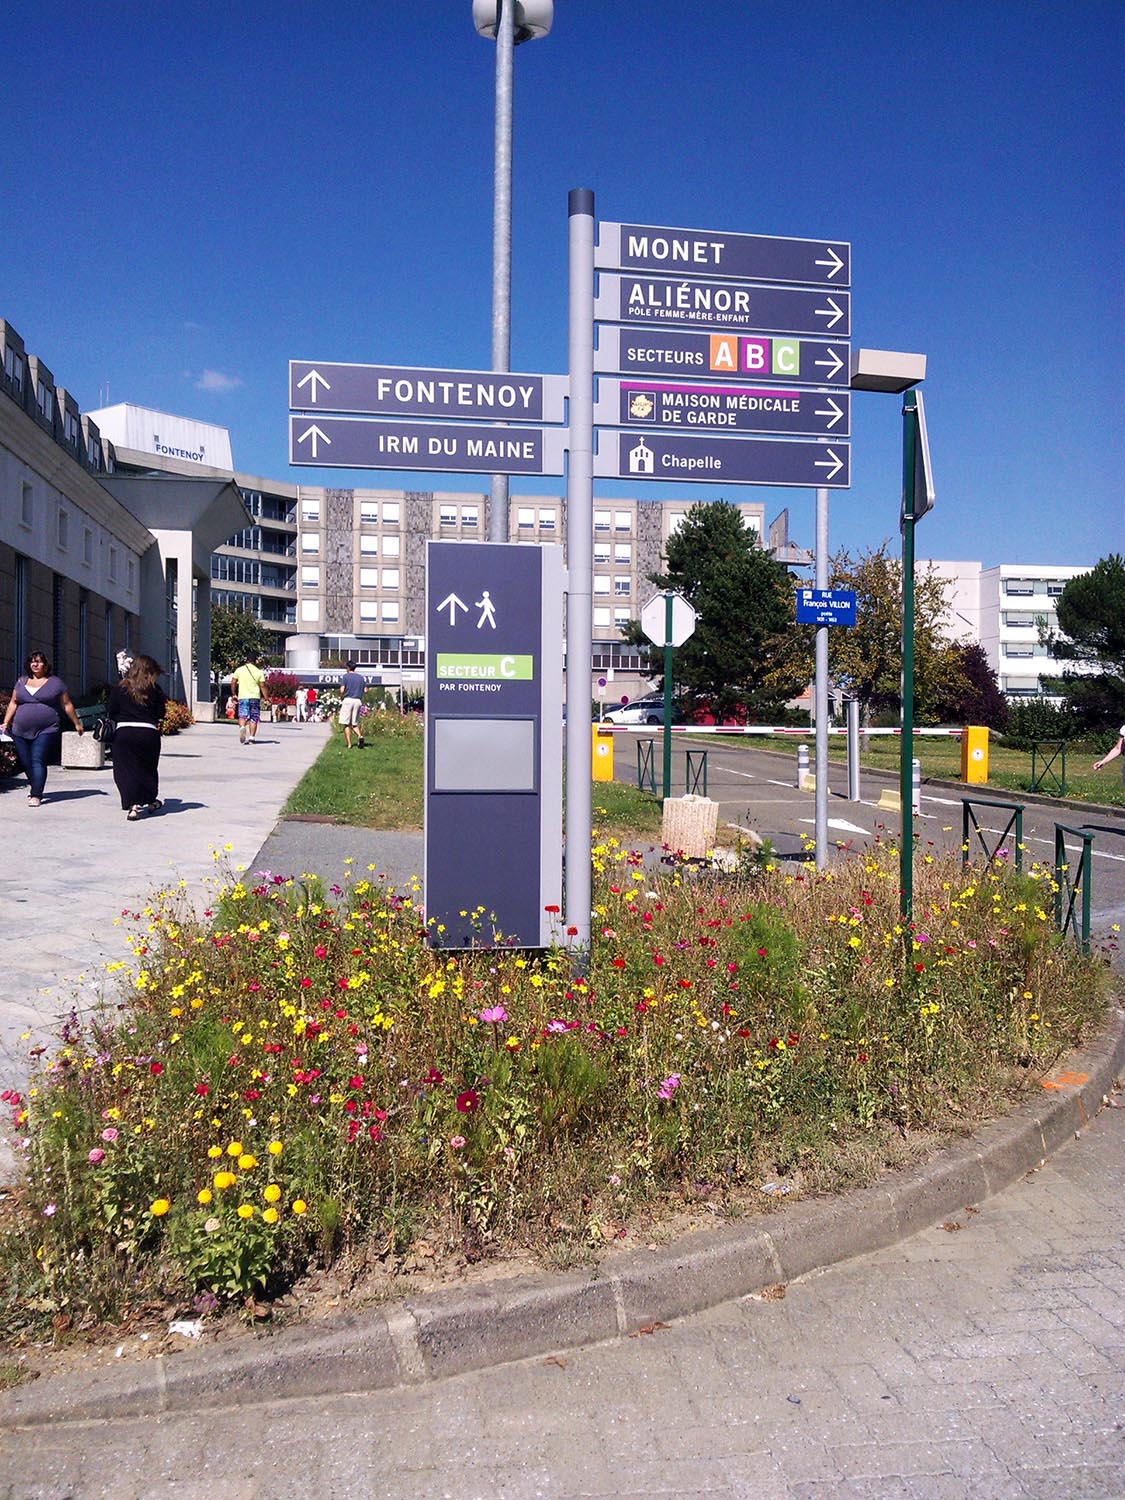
[472,1,553,544]
[849,350,928,920]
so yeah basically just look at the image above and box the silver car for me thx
[603,692,666,726]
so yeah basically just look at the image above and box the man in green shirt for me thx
[230,656,267,745]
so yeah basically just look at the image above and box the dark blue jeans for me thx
[14,730,57,799]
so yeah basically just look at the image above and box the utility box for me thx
[961,725,989,783]
[592,724,614,782]
[424,541,564,949]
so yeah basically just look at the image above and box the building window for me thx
[382,535,400,558]
[594,510,610,532]
[1047,583,1065,597]
[440,505,457,527]
[1004,581,1034,596]
[614,510,631,532]
[593,607,611,628]
[382,502,400,524]
[4,345,24,393]
[300,599,319,623]
[300,533,319,554]
[614,543,631,563]
[614,607,631,626]
[301,566,320,587]
[127,559,135,593]
[360,535,378,555]
[539,508,556,530]
[381,568,400,590]
[359,567,379,588]
[359,602,378,622]
[667,513,686,534]
[594,575,611,595]
[108,546,118,583]
[1004,614,1035,628]
[20,482,33,526]
[64,411,79,445]
[83,528,94,566]
[57,508,69,550]
[461,505,479,527]
[301,500,320,522]
[614,575,631,596]
[518,507,535,530]
[36,381,53,422]
[594,542,610,564]
[382,602,400,624]
[360,502,379,522]
[1004,648,1034,658]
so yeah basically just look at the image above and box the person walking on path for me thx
[0,651,84,807]
[338,661,367,749]
[230,656,267,745]
[1093,724,1125,780]
[294,685,308,724]
[106,655,168,821]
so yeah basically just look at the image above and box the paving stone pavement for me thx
[3,1095,1122,1500]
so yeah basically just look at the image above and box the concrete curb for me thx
[3,1004,1123,1428]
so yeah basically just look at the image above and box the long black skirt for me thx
[112,726,162,810]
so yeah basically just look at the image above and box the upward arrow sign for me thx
[296,424,331,458]
[296,369,331,403]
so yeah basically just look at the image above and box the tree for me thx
[209,604,274,677]
[1042,555,1125,730]
[828,543,953,723]
[929,642,1009,729]
[626,500,812,720]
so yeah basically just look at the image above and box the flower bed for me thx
[0,835,1113,1337]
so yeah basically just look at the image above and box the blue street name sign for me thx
[596,378,850,438]
[595,275,850,338]
[289,361,567,423]
[795,588,858,626]
[596,222,850,288]
[594,431,850,489]
[289,416,567,475]
[593,326,850,387]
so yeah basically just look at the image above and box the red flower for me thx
[787,1032,800,1046]
[348,1075,364,1091]
[611,957,626,969]
[150,1062,163,1076]
[757,948,768,958]
[194,1082,210,1097]
[737,1028,751,1038]
[544,904,560,914]
[424,1068,444,1086]
[857,1051,868,1064]
[456,1089,479,1113]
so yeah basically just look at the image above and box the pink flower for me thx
[656,1073,681,1101]
[87,1148,105,1165]
[479,1006,508,1025]
[450,1135,466,1150]
[100,1127,119,1143]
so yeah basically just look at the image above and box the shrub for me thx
[1003,699,1080,749]
[160,701,194,735]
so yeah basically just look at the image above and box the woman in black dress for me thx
[106,656,167,820]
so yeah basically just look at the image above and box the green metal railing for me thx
[1030,741,1067,796]
[636,739,657,795]
[961,798,1024,872]
[1053,823,1094,955]
[685,749,709,796]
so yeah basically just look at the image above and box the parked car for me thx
[603,692,668,726]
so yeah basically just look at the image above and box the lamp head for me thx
[473,0,553,43]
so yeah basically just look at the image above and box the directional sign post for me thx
[597,379,849,438]
[595,275,849,338]
[289,361,568,423]
[596,223,850,288]
[594,430,849,488]
[593,327,850,386]
[290,416,567,476]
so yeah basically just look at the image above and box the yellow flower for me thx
[213,1170,237,1190]
[262,1207,279,1224]
[197,1188,213,1205]
[267,1140,284,1156]
[237,1203,255,1219]
[227,1141,243,1157]
[207,1145,223,1159]
[150,1198,170,1217]
[237,1154,258,1171]
[291,1199,308,1216]
[263,1183,282,1204]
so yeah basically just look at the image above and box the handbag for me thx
[93,716,116,745]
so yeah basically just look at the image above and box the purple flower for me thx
[656,1073,681,1101]
[479,1006,508,1025]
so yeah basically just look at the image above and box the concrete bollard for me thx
[797,743,809,789]
[912,756,921,814]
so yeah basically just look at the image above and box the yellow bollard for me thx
[592,724,614,782]
[961,725,989,783]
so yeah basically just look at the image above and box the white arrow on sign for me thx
[814,348,844,379]
[815,247,846,279]
[296,424,331,458]
[437,592,468,625]
[814,448,845,481]
[296,368,332,403]
[814,298,845,329]
[814,397,845,430]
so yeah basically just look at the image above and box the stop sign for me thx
[640,591,696,648]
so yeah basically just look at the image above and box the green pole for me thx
[662,591,673,799]
[900,392,918,925]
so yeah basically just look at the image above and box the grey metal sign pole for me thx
[814,485,829,870]
[488,0,514,543]
[566,188,595,958]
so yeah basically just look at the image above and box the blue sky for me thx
[3,1,1121,567]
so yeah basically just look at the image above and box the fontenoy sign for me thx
[596,222,850,288]
[595,275,850,338]
[595,430,850,489]
[289,361,567,423]
[593,327,849,387]
[597,379,849,438]
[289,416,567,476]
